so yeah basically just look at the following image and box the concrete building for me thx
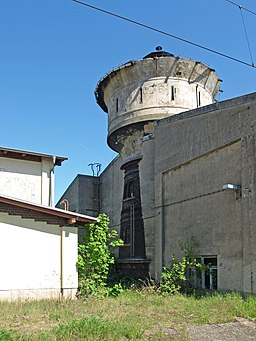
[58,48,256,295]
[0,147,67,206]
[0,147,96,300]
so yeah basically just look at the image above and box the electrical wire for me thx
[239,7,254,66]
[70,0,256,69]
[224,0,256,16]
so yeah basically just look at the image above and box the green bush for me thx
[160,238,204,294]
[77,214,123,297]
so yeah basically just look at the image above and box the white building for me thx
[0,147,96,300]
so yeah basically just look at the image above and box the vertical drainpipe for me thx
[60,209,74,298]
[49,156,56,207]
[59,200,69,298]
[60,226,65,297]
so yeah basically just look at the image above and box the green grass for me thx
[0,291,255,340]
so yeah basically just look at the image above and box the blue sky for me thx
[1,0,256,202]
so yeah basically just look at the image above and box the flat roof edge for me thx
[157,91,256,127]
[0,146,67,166]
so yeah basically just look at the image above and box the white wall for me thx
[0,157,54,206]
[0,212,78,300]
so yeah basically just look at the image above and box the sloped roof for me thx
[0,195,97,227]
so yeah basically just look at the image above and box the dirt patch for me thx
[188,318,256,341]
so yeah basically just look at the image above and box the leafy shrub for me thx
[77,214,123,297]
[160,238,204,294]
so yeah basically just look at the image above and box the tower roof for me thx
[143,46,174,59]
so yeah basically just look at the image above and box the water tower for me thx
[95,47,221,276]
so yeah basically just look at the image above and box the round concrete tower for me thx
[95,47,221,160]
[95,48,221,277]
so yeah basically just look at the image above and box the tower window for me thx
[171,86,176,101]
[116,98,119,113]
[198,91,201,107]
[196,86,201,108]
[140,88,143,103]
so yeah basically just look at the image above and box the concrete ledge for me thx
[0,288,77,301]
[157,92,256,127]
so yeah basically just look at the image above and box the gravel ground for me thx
[188,318,256,341]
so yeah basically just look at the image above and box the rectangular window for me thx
[190,256,217,290]
[171,86,176,101]
[196,86,201,107]
[140,88,143,103]
[116,98,119,113]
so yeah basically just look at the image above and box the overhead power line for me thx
[224,0,255,66]
[70,0,256,69]
[239,7,254,66]
[224,0,256,16]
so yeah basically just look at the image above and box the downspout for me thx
[60,226,65,297]
[48,156,56,207]
[60,211,75,298]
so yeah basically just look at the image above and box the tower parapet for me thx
[95,49,221,155]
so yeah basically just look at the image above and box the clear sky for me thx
[1,0,256,202]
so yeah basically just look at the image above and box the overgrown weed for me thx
[0,292,255,340]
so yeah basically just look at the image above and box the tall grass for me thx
[0,291,255,340]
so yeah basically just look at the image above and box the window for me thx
[171,85,176,101]
[124,179,134,199]
[139,88,143,103]
[190,256,217,290]
[198,91,201,106]
[116,98,119,113]
[196,85,201,108]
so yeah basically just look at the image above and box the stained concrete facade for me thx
[0,147,67,206]
[56,174,100,217]
[153,94,256,294]
[59,50,256,295]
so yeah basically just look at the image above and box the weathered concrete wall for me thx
[96,56,220,153]
[96,57,220,136]
[56,174,99,217]
[100,156,123,235]
[56,174,100,242]
[0,157,54,206]
[140,136,156,273]
[154,93,256,294]
[162,142,242,291]
[97,92,256,294]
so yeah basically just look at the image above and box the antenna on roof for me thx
[88,163,102,176]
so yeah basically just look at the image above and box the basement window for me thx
[190,256,217,290]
